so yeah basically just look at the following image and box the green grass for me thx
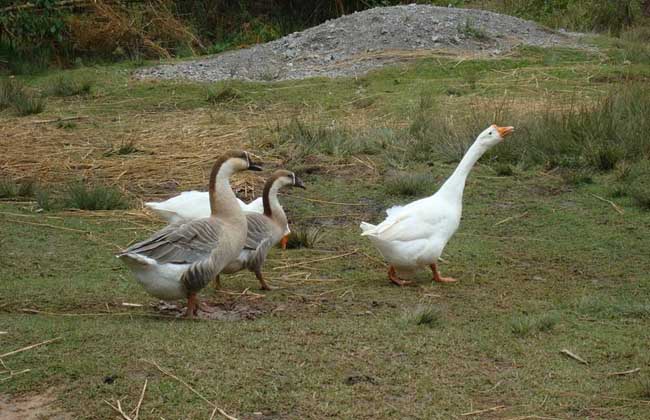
[45,74,93,97]
[64,183,130,211]
[383,172,439,196]
[0,78,45,115]
[2,42,650,419]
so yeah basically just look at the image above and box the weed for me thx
[636,377,650,400]
[383,172,438,197]
[0,179,35,198]
[511,312,559,337]
[206,85,241,104]
[494,163,514,176]
[284,226,325,249]
[576,297,650,320]
[13,90,46,116]
[64,183,130,210]
[104,140,141,156]
[57,121,78,129]
[46,74,93,97]
[271,119,379,159]
[458,19,490,41]
[402,305,443,328]
[0,78,45,115]
[35,189,57,211]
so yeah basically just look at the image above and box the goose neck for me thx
[208,159,241,218]
[437,141,487,202]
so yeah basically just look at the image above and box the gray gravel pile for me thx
[137,4,583,82]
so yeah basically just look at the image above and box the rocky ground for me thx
[138,5,585,83]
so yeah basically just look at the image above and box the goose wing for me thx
[244,213,274,250]
[123,218,223,264]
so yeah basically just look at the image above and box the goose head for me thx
[215,150,264,179]
[475,124,514,148]
[271,170,306,190]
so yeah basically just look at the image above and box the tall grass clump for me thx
[383,172,439,197]
[64,183,130,210]
[401,305,443,328]
[270,119,381,159]
[495,84,650,171]
[407,93,503,164]
[0,179,34,198]
[0,79,45,115]
[510,312,559,337]
[46,74,93,97]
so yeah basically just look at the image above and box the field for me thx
[1,36,650,419]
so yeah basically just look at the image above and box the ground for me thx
[1,36,650,419]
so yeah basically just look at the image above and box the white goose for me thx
[360,124,514,286]
[145,190,291,249]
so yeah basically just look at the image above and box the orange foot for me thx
[388,265,413,287]
[430,263,457,283]
[184,293,199,319]
[280,235,289,250]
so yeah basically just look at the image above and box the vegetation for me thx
[46,74,93,97]
[1,0,649,73]
[64,183,130,210]
[0,78,45,115]
[2,23,650,420]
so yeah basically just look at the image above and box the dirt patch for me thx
[137,4,585,83]
[0,390,71,420]
[154,298,269,321]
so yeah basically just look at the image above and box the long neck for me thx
[208,159,240,218]
[262,179,287,226]
[436,141,487,204]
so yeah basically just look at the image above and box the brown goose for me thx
[218,170,305,290]
[117,150,262,318]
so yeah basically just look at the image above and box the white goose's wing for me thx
[242,197,264,213]
[145,191,211,222]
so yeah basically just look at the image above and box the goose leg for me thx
[213,274,221,289]
[185,293,199,319]
[254,267,273,291]
[388,265,412,286]
[280,235,289,250]
[430,263,457,283]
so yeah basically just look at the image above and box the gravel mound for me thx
[137,4,583,83]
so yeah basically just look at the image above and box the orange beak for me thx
[495,125,514,139]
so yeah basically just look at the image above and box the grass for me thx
[2,43,650,419]
[510,312,560,337]
[0,179,34,198]
[64,183,130,211]
[0,78,45,115]
[284,226,326,249]
[383,172,439,196]
[206,85,242,104]
[401,305,443,328]
[45,74,93,97]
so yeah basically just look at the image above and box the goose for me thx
[145,190,292,250]
[218,170,305,290]
[360,124,514,286]
[117,150,262,317]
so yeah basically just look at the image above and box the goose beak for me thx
[294,176,306,189]
[496,125,514,139]
[248,160,263,171]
